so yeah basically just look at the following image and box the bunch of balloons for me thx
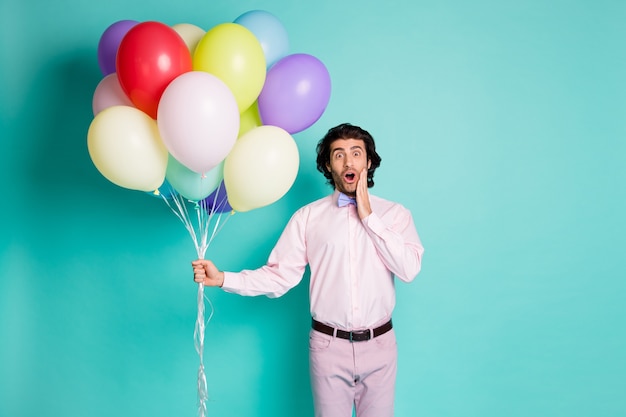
[88,10,332,212]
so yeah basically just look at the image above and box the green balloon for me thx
[165,155,223,201]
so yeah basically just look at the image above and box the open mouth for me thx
[344,172,356,183]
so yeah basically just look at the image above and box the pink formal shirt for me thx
[222,190,424,330]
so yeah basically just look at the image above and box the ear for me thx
[325,162,331,172]
[367,159,371,169]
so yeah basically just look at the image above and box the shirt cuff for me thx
[221,271,241,292]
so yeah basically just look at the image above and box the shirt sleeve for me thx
[221,209,308,298]
[361,207,424,282]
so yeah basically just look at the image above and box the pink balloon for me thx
[157,71,240,174]
[92,73,134,116]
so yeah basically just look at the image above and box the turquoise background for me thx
[1,0,625,416]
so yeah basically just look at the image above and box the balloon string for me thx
[161,193,199,245]
[160,191,231,417]
[194,282,211,417]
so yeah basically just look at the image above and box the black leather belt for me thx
[312,319,393,342]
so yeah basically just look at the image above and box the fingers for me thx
[356,168,368,200]
[192,259,208,284]
[355,169,364,198]
[356,168,372,219]
[193,270,206,284]
[191,259,224,287]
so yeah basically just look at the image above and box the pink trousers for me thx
[308,327,397,417]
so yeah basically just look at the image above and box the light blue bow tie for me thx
[338,193,357,207]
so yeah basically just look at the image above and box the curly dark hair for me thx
[316,123,382,188]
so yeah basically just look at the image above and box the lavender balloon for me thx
[201,181,232,214]
[97,20,139,76]
[258,53,331,134]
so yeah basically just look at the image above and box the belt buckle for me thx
[349,329,371,342]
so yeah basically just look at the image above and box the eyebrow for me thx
[331,145,365,155]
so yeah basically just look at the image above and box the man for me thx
[192,123,424,417]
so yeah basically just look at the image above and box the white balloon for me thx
[224,125,299,212]
[88,106,168,191]
[157,71,240,174]
[172,23,205,55]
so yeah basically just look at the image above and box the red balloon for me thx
[116,21,192,119]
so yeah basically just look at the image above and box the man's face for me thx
[325,138,371,197]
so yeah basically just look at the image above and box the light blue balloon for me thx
[234,10,289,68]
[165,155,224,201]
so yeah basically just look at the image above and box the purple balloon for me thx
[258,53,331,134]
[201,181,232,214]
[97,20,139,76]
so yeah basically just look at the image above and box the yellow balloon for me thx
[172,23,205,56]
[224,126,299,212]
[238,101,262,137]
[193,23,266,113]
[87,106,168,191]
